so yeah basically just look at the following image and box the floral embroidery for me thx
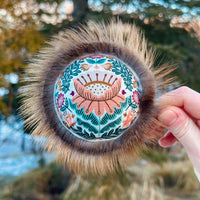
[122,110,135,128]
[54,55,142,140]
[122,90,126,95]
[81,64,92,71]
[72,72,125,117]
[57,93,65,108]
[132,90,140,105]
[70,91,75,96]
[101,63,112,70]
[111,60,134,91]
[64,113,76,128]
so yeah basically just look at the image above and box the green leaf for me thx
[69,99,99,125]
[131,104,137,109]
[97,58,106,64]
[100,116,122,133]
[111,60,133,91]
[60,106,66,112]
[77,118,98,134]
[86,58,95,64]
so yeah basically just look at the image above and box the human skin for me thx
[156,86,200,171]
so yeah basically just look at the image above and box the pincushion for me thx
[54,55,141,140]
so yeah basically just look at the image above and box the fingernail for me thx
[158,110,178,126]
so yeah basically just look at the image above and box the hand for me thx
[156,86,200,171]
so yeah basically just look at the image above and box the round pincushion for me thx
[54,55,141,141]
[20,21,173,174]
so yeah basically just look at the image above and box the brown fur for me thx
[19,20,174,175]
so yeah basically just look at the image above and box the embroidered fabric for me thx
[54,55,142,141]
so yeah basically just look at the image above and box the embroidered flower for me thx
[70,91,75,96]
[122,90,126,95]
[102,63,112,70]
[81,64,92,71]
[72,73,126,117]
[57,93,65,108]
[64,113,76,128]
[132,90,139,105]
[122,110,135,128]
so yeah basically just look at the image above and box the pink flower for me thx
[57,93,65,108]
[122,90,126,95]
[132,90,139,105]
[72,78,125,117]
[70,91,75,96]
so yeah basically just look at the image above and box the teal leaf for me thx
[65,98,69,107]
[69,99,99,125]
[100,113,116,125]
[71,126,90,139]
[61,60,82,92]
[60,106,66,112]
[90,132,96,139]
[100,126,128,139]
[131,104,137,109]
[111,60,134,91]
[100,116,122,133]
[100,98,128,125]
[86,58,96,64]
[96,58,106,64]
[128,96,132,104]
[77,118,98,134]
[127,96,138,109]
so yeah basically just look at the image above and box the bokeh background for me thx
[0,0,200,199]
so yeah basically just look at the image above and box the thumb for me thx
[158,106,200,169]
[158,106,199,143]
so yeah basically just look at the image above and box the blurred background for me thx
[0,0,200,199]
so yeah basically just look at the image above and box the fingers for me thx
[158,106,200,142]
[159,131,178,148]
[157,87,200,171]
[158,106,200,169]
[156,86,200,119]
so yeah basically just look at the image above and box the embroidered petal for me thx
[72,77,125,116]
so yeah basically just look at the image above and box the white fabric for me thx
[194,168,200,182]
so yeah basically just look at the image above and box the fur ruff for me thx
[19,20,174,175]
